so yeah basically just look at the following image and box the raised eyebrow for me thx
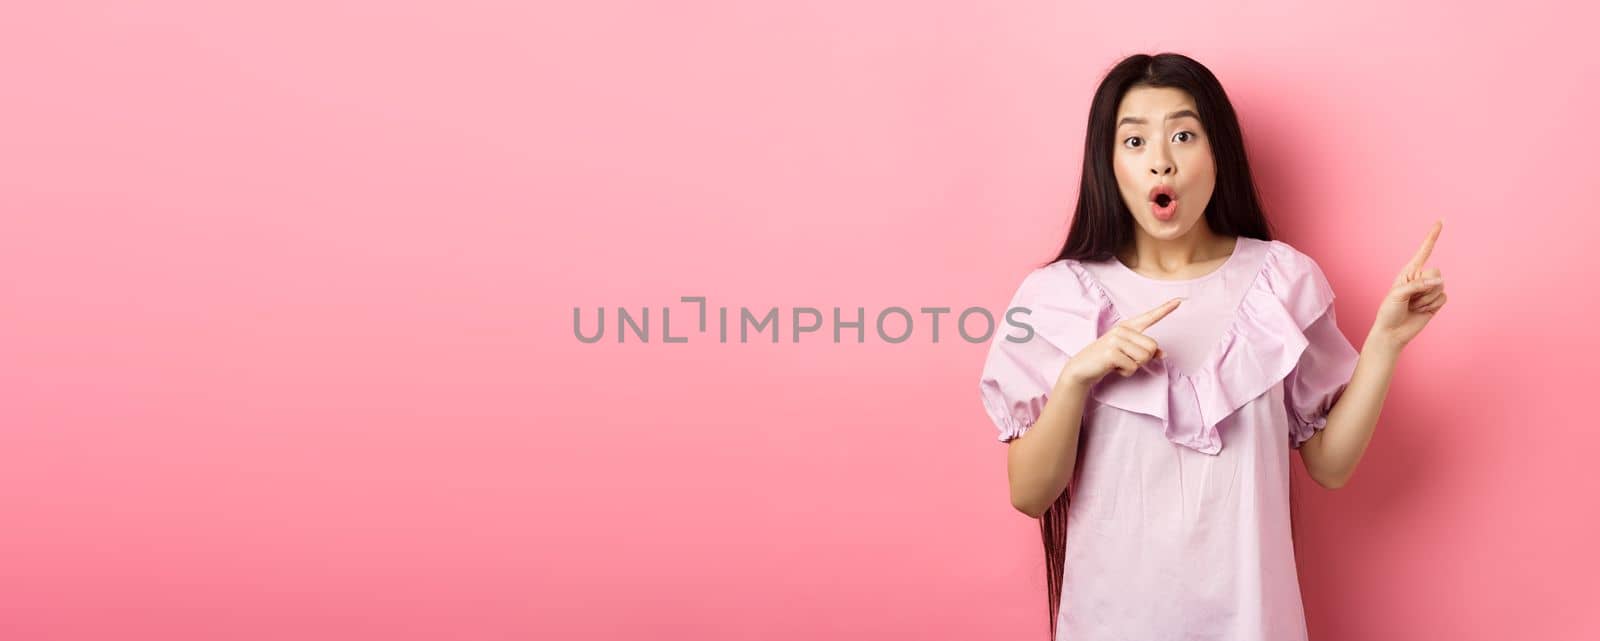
[1117,109,1202,129]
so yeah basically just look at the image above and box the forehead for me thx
[1115,86,1198,121]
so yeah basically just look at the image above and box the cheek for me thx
[1112,151,1139,186]
[1185,144,1216,176]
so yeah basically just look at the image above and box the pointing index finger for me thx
[1408,220,1443,275]
[1123,297,1183,332]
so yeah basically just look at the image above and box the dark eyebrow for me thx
[1117,109,1201,128]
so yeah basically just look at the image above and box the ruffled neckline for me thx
[1056,238,1335,455]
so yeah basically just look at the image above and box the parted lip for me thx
[1148,184,1178,202]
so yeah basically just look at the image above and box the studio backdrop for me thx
[1,2,1593,640]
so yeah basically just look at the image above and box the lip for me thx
[1147,184,1178,203]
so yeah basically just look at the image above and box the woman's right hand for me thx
[1058,297,1183,388]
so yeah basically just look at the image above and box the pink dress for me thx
[978,236,1360,641]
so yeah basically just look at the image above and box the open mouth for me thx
[1147,184,1178,218]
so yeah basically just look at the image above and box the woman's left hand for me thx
[1371,220,1447,350]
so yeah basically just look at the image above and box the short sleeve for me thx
[978,263,1102,443]
[1284,264,1360,449]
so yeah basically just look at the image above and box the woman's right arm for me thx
[1004,297,1182,517]
[1006,375,1094,518]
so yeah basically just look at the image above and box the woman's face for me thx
[1111,86,1216,240]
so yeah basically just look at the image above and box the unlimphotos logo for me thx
[573,296,1038,344]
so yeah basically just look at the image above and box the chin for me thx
[1136,215,1201,238]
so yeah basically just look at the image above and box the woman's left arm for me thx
[1300,221,1447,488]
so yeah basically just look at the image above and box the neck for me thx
[1120,226,1236,277]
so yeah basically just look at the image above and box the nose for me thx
[1149,141,1176,176]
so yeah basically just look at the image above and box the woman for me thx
[977,52,1446,640]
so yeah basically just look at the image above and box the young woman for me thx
[978,52,1447,640]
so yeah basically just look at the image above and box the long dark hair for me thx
[1037,53,1285,639]
[1048,52,1274,266]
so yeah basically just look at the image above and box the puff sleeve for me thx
[977,263,1103,443]
[1283,260,1361,449]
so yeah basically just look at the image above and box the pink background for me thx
[2,1,1592,639]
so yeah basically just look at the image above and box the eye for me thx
[1173,131,1195,143]
[1123,136,1143,149]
